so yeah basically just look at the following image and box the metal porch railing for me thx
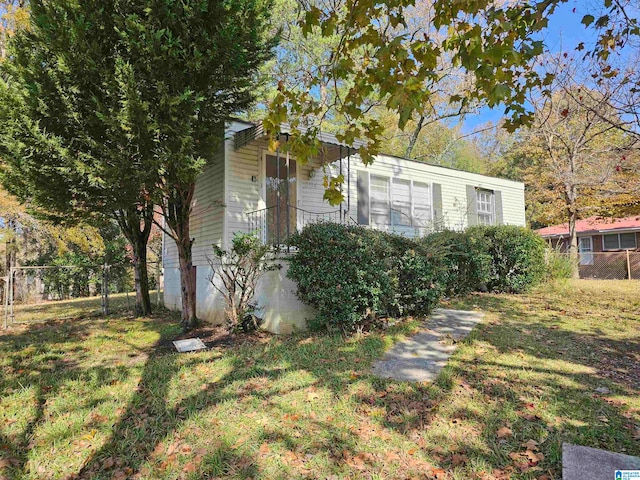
[246,205,435,247]
[246,205,343,246]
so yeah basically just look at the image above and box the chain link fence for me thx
[3,261,163,327]
[553,251,640,280]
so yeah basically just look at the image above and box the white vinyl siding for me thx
[162,134,225,270]
[476,190,495,226]
[168,126,526,267]
[300,154,524,231]
[603,232,637,250]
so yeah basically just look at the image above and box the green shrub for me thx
[287,223,395,333]
[466,225,547,293]
[288,222,546,333]
[421,230,492,295]
[392,248,444,317]
[208,232,279,333]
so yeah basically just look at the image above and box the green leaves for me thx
[581,15,595,27]
[322,174,344,206]
[266,0,640,171]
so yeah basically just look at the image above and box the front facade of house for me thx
[538,216,640,279]
[163,120,526,333]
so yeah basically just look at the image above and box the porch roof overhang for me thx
[233,121,367,160]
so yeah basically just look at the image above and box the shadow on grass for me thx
[1,288,638,479]
[1,315,397,478]
[0,314,176,478]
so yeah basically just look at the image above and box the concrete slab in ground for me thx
[371,308,484,382]
[563,443,640,480]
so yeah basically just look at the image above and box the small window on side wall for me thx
[476,189,495,226]
[603,232,637,250]
[620,233,637,249]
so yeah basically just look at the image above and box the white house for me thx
[163,119,525,333]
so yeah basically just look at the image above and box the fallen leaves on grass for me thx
[306,387,320,401]
[429,467,447,479]
[508,439,545,473]
[496,426,513,438]
[450,453,468,467]
[0,457,19,469]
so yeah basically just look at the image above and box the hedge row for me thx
[287,223,547,333]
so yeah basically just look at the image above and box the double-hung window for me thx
[603,232,637,250]
[391,178,412,226]
[369,175,433,229]
[412,182,432,226]
[476,190,495,226]
[370,175,391,226]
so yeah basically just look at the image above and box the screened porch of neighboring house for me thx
[234,124,440,247]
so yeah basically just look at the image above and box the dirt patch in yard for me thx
[162,324,273,351]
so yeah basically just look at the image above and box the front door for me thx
[578,237,593,265]
[265,154,297,244]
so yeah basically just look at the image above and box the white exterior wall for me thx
[162,123,236,317]
[294,153,525,230]
[164,130,526,333]
[225,136,262,246]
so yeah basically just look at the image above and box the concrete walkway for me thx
[372,309,484,382]
[562,443,640,480]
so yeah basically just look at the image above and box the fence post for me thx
[101,263,109,315]
[8,269,14,325]
[156,261,162,308]
[627,249,632,280]
[3,277,8,329]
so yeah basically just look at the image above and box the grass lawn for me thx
[8,291,163,325]
[0,280,638,479]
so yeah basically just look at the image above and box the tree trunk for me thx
[568,206,580,279]
[163,182,199,332]
[131,234,152,316]
[177,236,197,331]
[116,206,153,316]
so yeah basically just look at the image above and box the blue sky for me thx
[462,0,599,132]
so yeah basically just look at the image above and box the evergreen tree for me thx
[0,0,276,328]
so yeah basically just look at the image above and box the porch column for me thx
[276,137,280,246]
[286,146,290,248]
[347,146,351,222]
[339,145,343,222]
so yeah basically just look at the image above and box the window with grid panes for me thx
[476,189,494,225]
[370,175,390,226]
[391,178,412,226]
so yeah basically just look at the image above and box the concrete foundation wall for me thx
[162,257,313,334]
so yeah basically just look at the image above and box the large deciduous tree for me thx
[264,0,640,204]
[506,83,638,273]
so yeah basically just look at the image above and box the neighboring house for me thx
[537,216,640,279]
[163,120,526,333]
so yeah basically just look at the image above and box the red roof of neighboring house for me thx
[537,216,640,237]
